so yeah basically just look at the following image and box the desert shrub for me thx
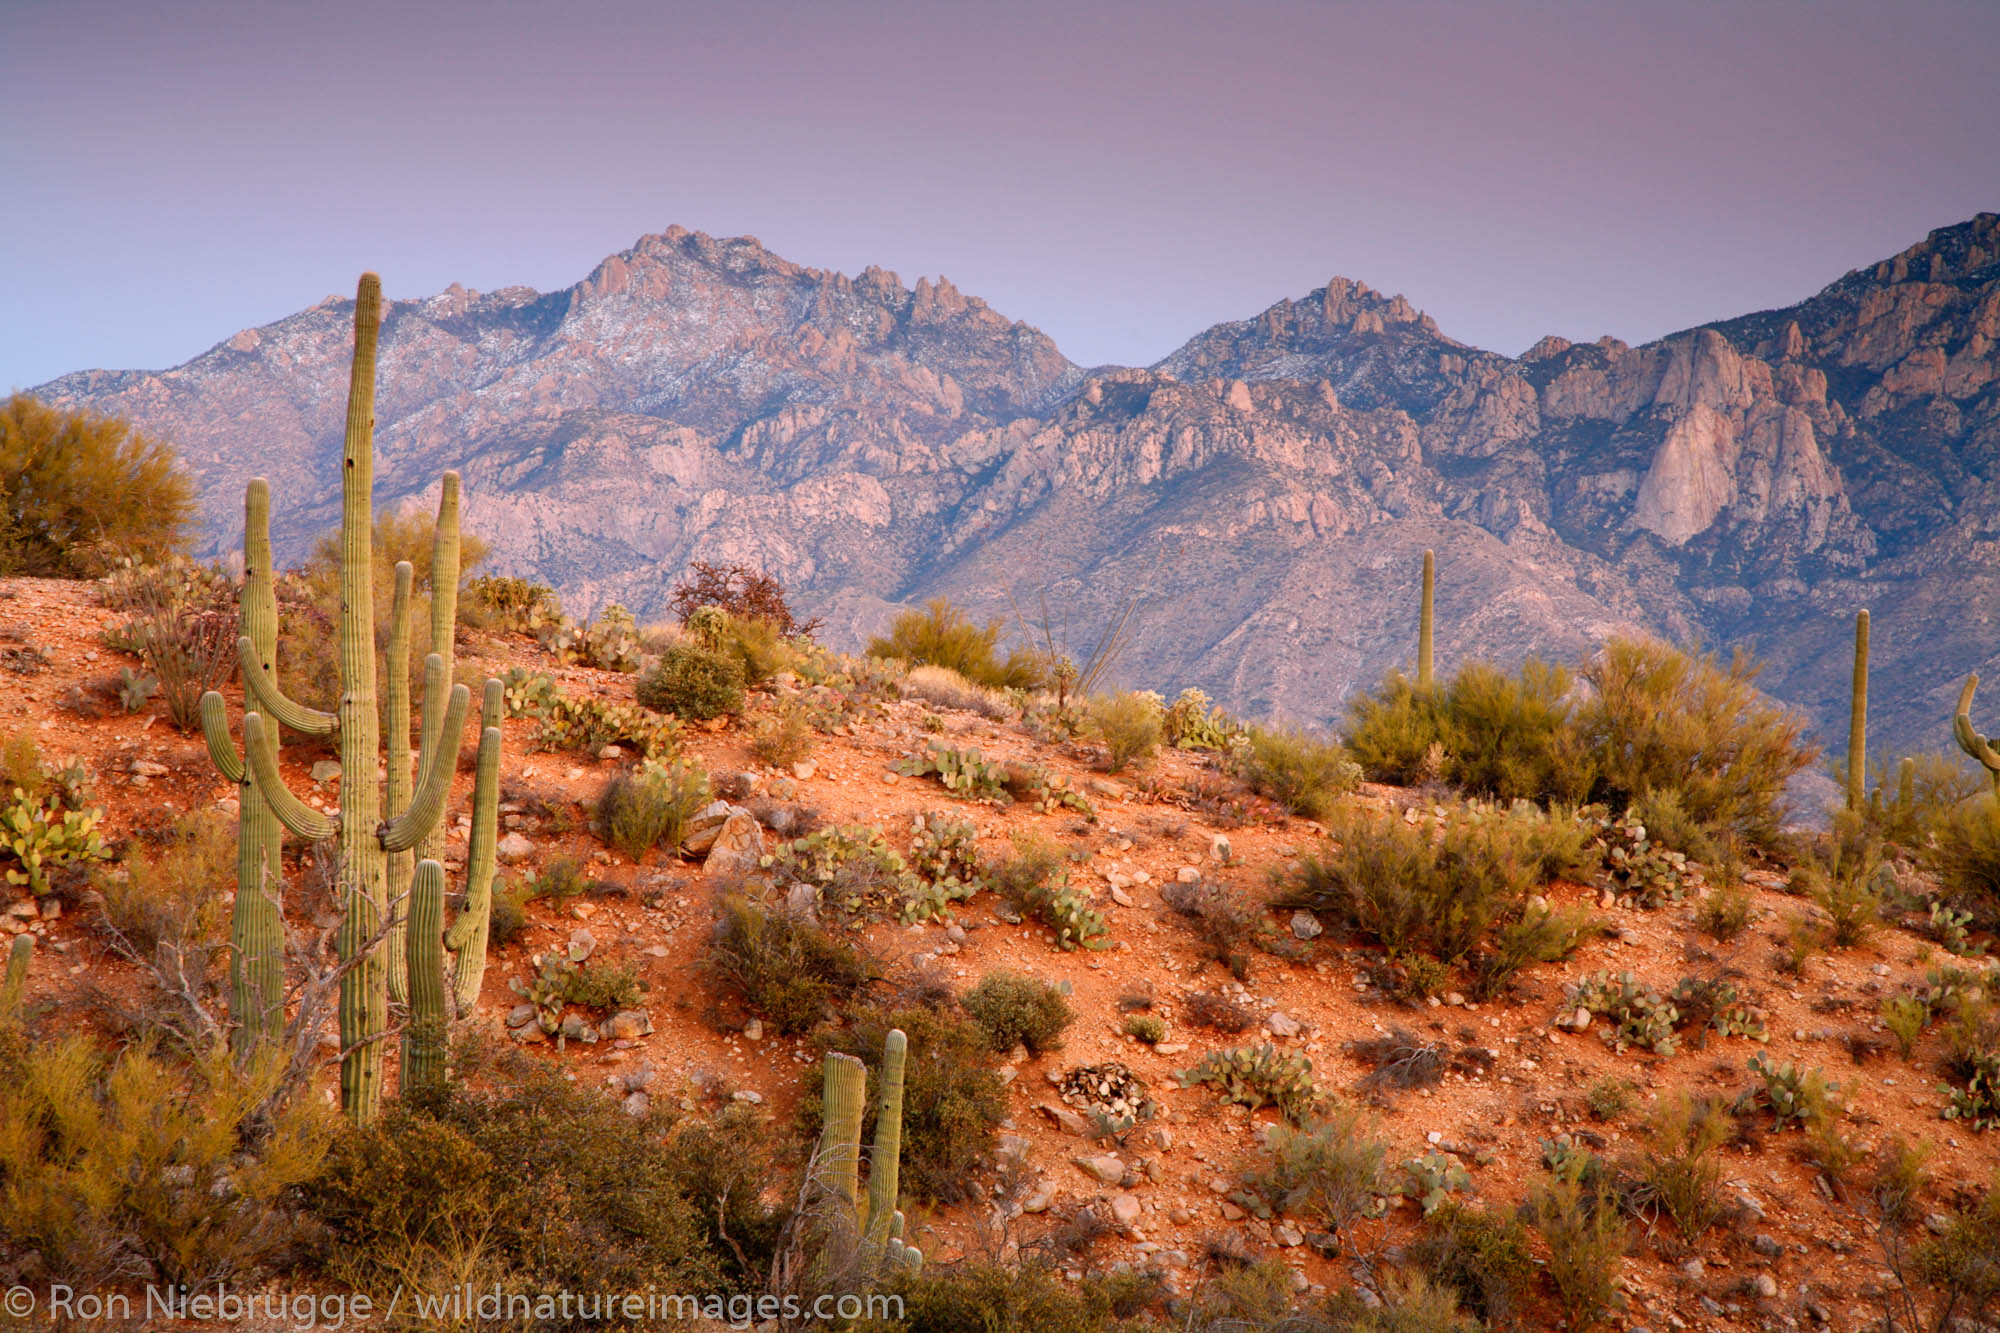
[683,605,794,686]
[1443,656,1593,803]
[805,1005,1008,1203]
[550,602,648,672]
[1086,691,1162,772]
[1183,990,1257,1033]
[461,574,563,633]
[1815,862,1881,949]
[1907,1173,2000,1326]
[486,880,530,950]
[0,1037,332,1289]
[703,896,875,1034]
[1576,637,1817,847]
[1628,786,1718,863]
[1162,687,1237,750]
[848,1261,1160,1333]
[309,1065,718,1305]
[1123,1014,1166,1044]
[635,641,745,720]
[106,559,239,732]
[960,971,1073,1053]
[0,395,194,575]
[1586,1077,1633,1120]
[658,1104,790,1286]
[985,834,1108,951]
[1883,993,1930,1059]
[1236,1105,1386,1238]
[524,854,590,904]
[95,810,232,971]
[900,663,1012,719]
[668,560,822,638]
[1161,876,1296,982]
[1628,1092,1731,1243]
[1526,1172,1627,1332]
[1856,750,1982,849]
[866,597,1047,691]
[1231,725,1358,820]
[595,756,710,862]
[1408,1201,1536,1326]
[1698,879,1757,941]
[1941,1004,2000,1131]
[1473,898,1596,998]
[1279,804,1559,974]
[748,700,816,767]
[560,960,641,1011]
[1344,669,1447,786]
[1930,794,2000,930]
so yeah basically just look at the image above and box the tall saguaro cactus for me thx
[199,272,499,1124]
[811,1030,922,1278]
[1417,549,1436,690]
[1847,610,1870,811]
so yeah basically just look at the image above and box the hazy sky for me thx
[7,0,1997,388]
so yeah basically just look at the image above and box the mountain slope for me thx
[33,214,2000,757]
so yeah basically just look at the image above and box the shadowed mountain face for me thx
[34,214,2000,758]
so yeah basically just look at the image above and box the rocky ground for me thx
[4,574,1999,1333]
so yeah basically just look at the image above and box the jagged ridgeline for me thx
[198,273,503,1125]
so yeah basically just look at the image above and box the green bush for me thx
[1628,1092,1730,1243]
[848,1261,1161,1333]
[525,854,590,904]
[1910,1172,2000,1324]
[1628,786,1719,863]
[1237,1105,1386,1238]
[0,395,194,576]
[596,756,710,862]
[1930,794,2000,930]
[1279,804,1568,974]
[748,699,816,767]
[309,1066,718,1303]
[0,1037,332,1288]
[1086,691,1162,772]
[985,835,1108,951]
[960,971,1073,1053]
[1577,637,1817,847]
[1344,670,1446,786]
[866,597,1047,691]
[1232,725,1358,820]
[658,1105,790,1287]
[1408,1201,1536,1327]
[762,825,918,926]
[703,896,875,1035]
[805,1005,1008,1203]
[486,880,530,951]
[1443,657,1592,803]
[95,810,232,967]
[636,641,746,720]
[1526,1172,1627,1332]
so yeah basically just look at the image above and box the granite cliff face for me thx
[34,214,2000,755]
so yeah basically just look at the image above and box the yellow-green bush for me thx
[0,1038,332,1288]
[1232,725,1359,820]
[1086,691,1162,772]
[866,597,1047,691]
[0,395,194,576]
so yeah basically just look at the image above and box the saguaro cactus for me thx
[1,934,30,1024]
[199,273,498,1124]
[1417,549,1435,690]
[1847,610,1869,811]
[1953,675,2000,798]
[197,480,287,1055]
[811,1030,922,1277]
[444,678,503,1015]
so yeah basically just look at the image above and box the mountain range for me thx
[31,213,2000,762]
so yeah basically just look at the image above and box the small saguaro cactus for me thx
[1417,549,1436,690]
[2,934,30,1024]
[811,1030,923,1279]
[1953,675,2000,798]
[199,273,501,1124]
[1847,610,1869,811]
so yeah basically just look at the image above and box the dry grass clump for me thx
[901,663,1013,719]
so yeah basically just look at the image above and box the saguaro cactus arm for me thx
[401,858,449,1092]
[444,678,504,1014]
[198,692,246,784]
[819,1051,868,1225]
[380,669,470,854]
[240,714,337,841]
[237,636,338,736]
[1953,675,2000,794]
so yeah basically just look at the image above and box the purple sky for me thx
[7,0,1997,388]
